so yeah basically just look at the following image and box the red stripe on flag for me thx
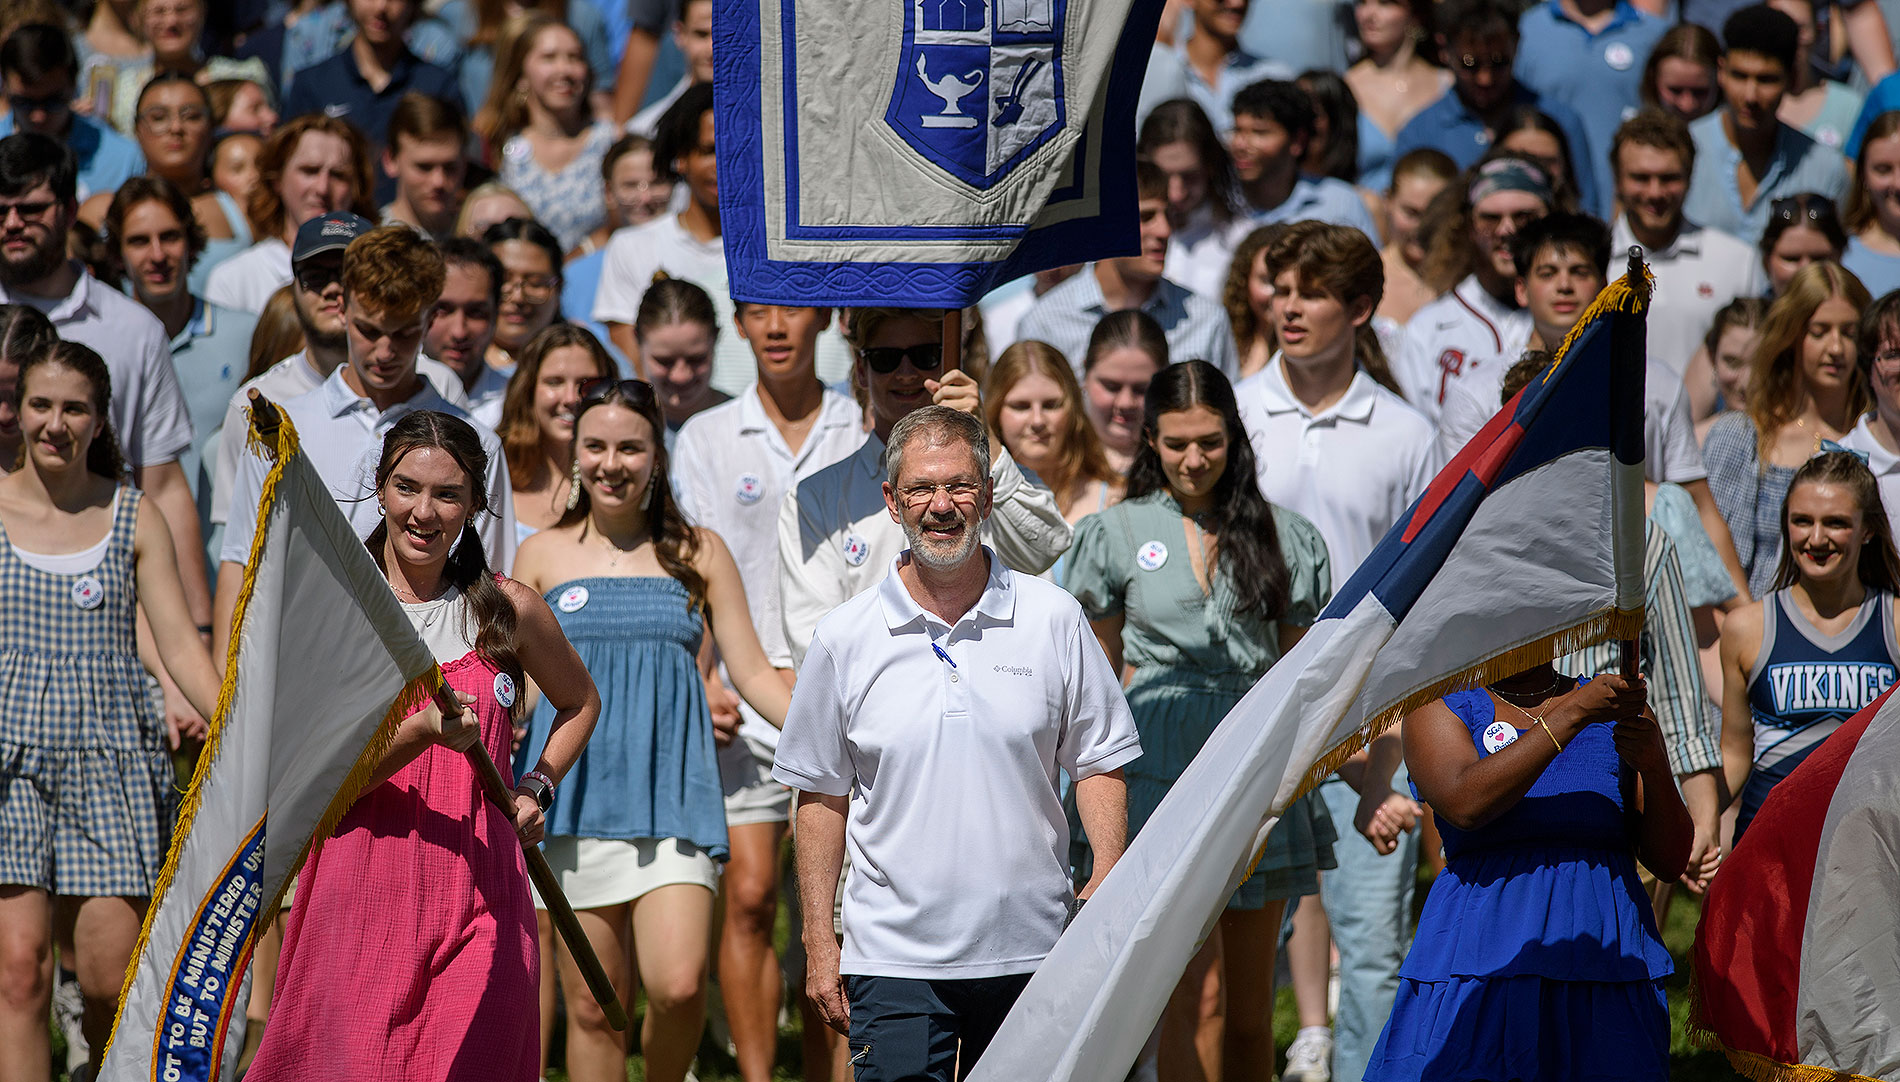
[1692,682,1892,1066]
[1401,396,1529,544]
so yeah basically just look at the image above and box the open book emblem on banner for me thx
[888,0,1067,188]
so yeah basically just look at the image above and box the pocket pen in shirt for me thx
[932,643,957,668]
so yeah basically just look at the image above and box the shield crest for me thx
[887,0,1066,189]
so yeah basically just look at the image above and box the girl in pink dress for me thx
[247,411,600,1081]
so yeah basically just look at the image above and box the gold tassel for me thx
[1540,264,1655,388]
[1715,1047,1881,1082]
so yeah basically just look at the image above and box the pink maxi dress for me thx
[248,592,537,1081]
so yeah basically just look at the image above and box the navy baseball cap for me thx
[291,211,374,264]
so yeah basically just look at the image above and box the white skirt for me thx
[533,836,720,910]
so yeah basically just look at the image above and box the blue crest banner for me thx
[714,0,1164,307]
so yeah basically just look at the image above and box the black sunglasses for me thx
[1771,194,1838,223]
[860,343,944,374]
[578,377,657,405]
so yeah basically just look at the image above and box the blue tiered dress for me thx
[1364,684,1673,1082]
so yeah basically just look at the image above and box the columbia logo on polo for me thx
[994,664,1034,676]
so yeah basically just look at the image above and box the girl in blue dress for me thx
[511,378,789,1082]
[1365,665,1691,1082]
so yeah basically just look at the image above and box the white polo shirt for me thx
[1613,215,1766,377]
[221,364,517,571]
[209,352,474,527]
[772,548,1141,978]
[203,238,292,315]
[1235,358,1437,578]
[1839,415,1900,518]
[673,384,867,748]
[776,435,1071,669]
[1433,349,1708,486]
[1394,275,1533,425]
[0,266,191,470]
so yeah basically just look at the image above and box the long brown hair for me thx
[249,114,374,241]
[366,411,523,701]
[475,14,587,149]
[1266,220,1405,396]
[1223,224,1285,358]
[982,340,1119,500]
[1771,450,1900,593]
[15,341,125,478]
[244,285,305,381]
[498,323,617,490]
[469,0,569,47]
[1846,111,1900,234]
[558,379,708,614]
[1745,261,1873,449]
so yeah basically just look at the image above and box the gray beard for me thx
[903,513,980,572]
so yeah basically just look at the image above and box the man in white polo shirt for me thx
[216,225,514,652]
[777,306,1070,668]
[775,406,1139,1082]
[671,300,863,1082]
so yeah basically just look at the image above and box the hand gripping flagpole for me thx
[1617,246,1646,680]
[246,391,630,1033]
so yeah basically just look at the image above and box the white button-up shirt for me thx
[221,364,517,571]
[1394,275,1534,425]
[772,548,1141,978]
[0,266,191,470]
[1613,215,1765,377]
[777,436,1071,669]
[1235,358,1437,578]
[673,384,867,746]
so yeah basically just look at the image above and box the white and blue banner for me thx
[714,0,1164,306]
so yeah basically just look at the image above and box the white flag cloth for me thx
[968,273,1653,1080]
[100,415,440,1082]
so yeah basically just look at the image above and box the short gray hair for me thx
[883,405,991,486]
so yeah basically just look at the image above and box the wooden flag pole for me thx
[943,306,963,374]
[245,390,629,1032]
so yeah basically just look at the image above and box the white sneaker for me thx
[53,970,88,1072]
[1282,1026,1332,1082]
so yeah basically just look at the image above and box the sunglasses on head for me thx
[1771,194,1838,223]
[859,343,944,375]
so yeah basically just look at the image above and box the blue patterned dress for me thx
[1365,683,1673,1081]
[515,576,728,859]
[0,487,173,895]
[498,121,616,255]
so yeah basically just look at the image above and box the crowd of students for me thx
[2,0,1899,1079]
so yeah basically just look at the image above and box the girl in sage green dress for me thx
[1066,359,1336,1082]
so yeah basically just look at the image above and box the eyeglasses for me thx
[137,106,209,129]
[860,343,944,374]
[0,199,57,224]
[6,92,67,115]
[895,479,984,507]
[578,377,657,407]
[1771,194,1839,223]
[502,273,558,302]
[1456,53,1513,72]
[294,261,342,292]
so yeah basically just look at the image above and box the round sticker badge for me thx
[1604,42,1635,71]
[556,584,590,613]
[1136,540,1168,572]
[842,533,869,567]
[734,473,764,505]
[1482,719,1520,754]
[71,576,105,610]
[493,671,518,709]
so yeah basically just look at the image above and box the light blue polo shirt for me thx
[1684,111,1850,245]
[1151,38,1293,133]
[169,298,257,580]
[1514,1,1667,219]
[1246,174,1380,238]
[1394,86,1604,217]
[0,111,144,203]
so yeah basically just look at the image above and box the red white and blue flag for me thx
[1692,686,1900,1081]
[969,270,1653,1080]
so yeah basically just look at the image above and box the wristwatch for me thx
[517,770,556,811]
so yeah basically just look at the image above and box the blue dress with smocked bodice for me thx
[1364,683,1672,1082]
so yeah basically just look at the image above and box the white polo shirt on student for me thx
[1613,215,1765,376]
[772,548,1141,978]
[673,384,867,751]
[1839,415,1900,519]
[1394,275,1533,426]
[0,267,191,470]
[1433,352,1708,486]
[1235,358,1437,578]
[777,436,1070,668]
[220,364,517,571]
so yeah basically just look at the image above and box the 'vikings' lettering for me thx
[1765,662,1897,717]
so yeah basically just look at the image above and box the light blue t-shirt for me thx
[0,112,144,204]
[1684,110,1851,245]
[1246,174,1380,239]
[559,247,634,376]
[1237,0,1352,78]
[170,299,258,581]
[1844,235,1900,298]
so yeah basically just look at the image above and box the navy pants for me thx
[845,973,1033,1081]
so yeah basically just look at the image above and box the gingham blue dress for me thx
[0,486,174,896]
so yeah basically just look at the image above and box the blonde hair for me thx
[475,14,587,149]
[982,340,1119,501]
[1745,261,1873,449]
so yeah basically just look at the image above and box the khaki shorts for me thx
[720,733,793,827]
